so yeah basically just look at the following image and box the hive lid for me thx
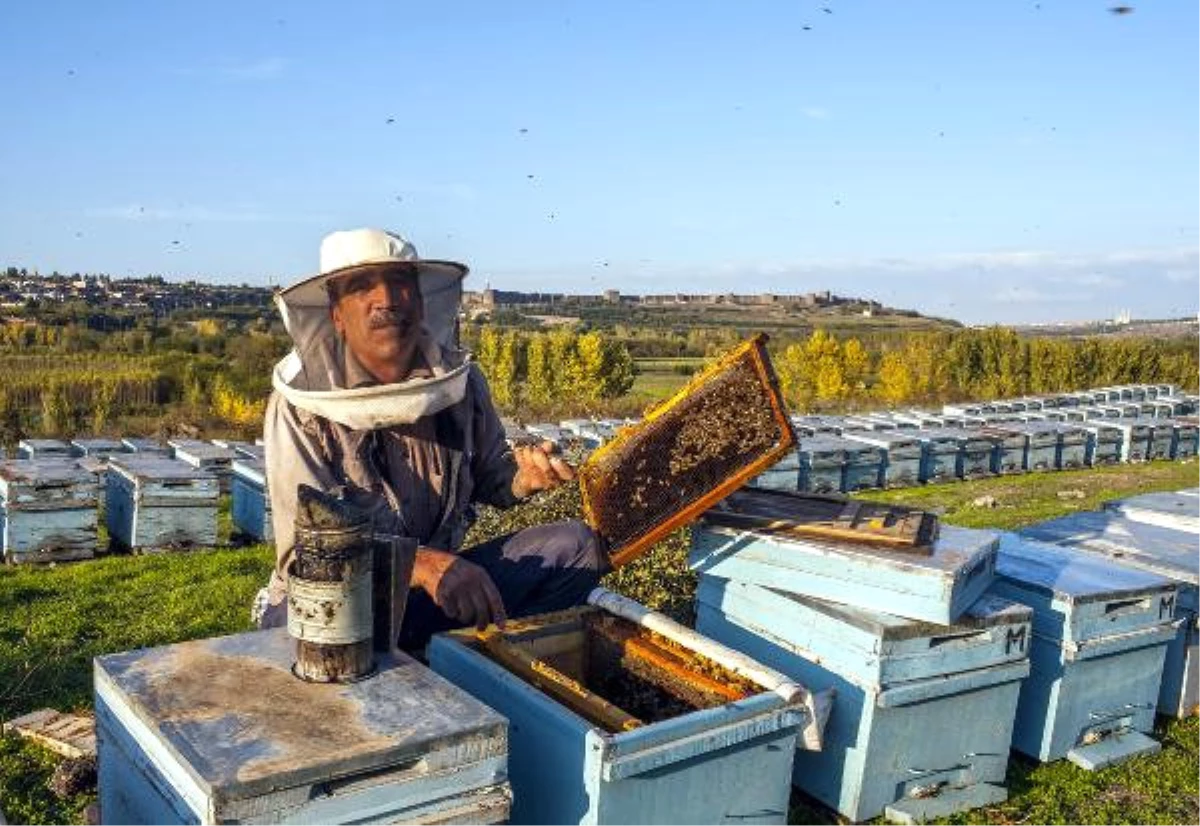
[1104,491,1200,533]
[996,533,1174,603]
[1019,511,1198,585]
[109,455,217,481]
[578,335,795,567]
[95,628,506,803]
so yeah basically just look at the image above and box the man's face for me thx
[329,266,425,383]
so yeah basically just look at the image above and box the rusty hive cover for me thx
[579,334,795,567]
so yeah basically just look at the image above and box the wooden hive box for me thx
[1145,420,1176,461]
[797,436,846,495]
[230,458,272,543]
[0,459,98,563]
[838,438,883,492]
[990,533,1177,768]
[95,628,510,824]
[690,498,998,625]
[1020,512,1198,718]
[17,438,76,460]
[1079,421,1123,466]
[70,438,127,458]
[430,603,815,825]
[234,443,266,461]
[76,455,109,511]
[1167,418,1199,459]
[954,429,997,479]
[748,448,800,492]
[695,577,1031,824]
[1110,420,1152,462]
[1052,423,1089,469]
[913,428,964,483]
[105,456,218,552]
[169,442,237,494]
[1104,489,1199,533]
[978,425,1028,474]
[120,437,172,456]
[843,430,923,488]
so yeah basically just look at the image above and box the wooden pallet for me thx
[2,708,96,758]
[705,488,939,553]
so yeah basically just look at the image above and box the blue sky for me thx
[1,1,1196,324]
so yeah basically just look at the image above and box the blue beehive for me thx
[1111,420,1152,462]
[840,438,883,492]
[797,436,846,494]
[1168,419,1199,460]
[980,426,1027,474]
[430,603,818,825]
[695,578,1031,823]
[17,438,75,459]
[169,441,237,494]
[749,447,800,491]
[1079,421,1123,466]
[843,430,922,488]
[690,509,999,625]
[230,458,272,543]
[1020,511,1198,718]
[1146,421,1176,461]
[120,437,172,456]
[96,628,511,824]
[914,428,964,483]
[989,533,1176,768]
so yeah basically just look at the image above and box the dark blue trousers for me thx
[263,519,609,652]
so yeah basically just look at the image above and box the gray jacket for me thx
[263,363,520,605]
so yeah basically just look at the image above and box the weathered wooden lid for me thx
[94,628,506,803]
[996,532,1174,602]
[1019,511,1198,585]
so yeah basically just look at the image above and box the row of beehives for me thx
[687,485,1198,823]
[0,437,270,564]
[751,412,1199,494]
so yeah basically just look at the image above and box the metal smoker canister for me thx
[287,486,375,682]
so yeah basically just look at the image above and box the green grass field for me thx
[0,460,1196,824]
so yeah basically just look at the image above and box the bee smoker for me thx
[286,485,416,682]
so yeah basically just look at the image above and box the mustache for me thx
[367,308,416,330]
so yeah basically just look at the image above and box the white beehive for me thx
[106,456,218,552]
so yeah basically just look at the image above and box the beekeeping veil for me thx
[271,228,471,429]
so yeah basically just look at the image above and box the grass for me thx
[0,462,1197,824]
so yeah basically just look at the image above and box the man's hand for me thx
[511,440,576,499]
[412,548,507,630]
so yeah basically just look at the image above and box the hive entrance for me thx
[471,609,758,733]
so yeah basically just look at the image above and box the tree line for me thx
[773,327,1198,412]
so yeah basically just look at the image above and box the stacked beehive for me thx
[689,489,1030,824]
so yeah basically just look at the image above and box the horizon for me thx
[1,2,1196,326]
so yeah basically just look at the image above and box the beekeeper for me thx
[255,228,609,650]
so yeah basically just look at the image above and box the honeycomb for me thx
[579,335,794,566]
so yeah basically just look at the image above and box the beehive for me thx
[990,534,1176,768]
[0,459,98,563]
[106,456,218,552]
[120,437,172,456]
[695,578,1031,823]
[691,496,998,625]
[96,628,511,824]
[839,438,883,492]
[843,430,922,488]
[71,437,127,458]
[1079,421,1123,466]
[230,458,272,543]
[1144,420,1174,461]
[748,448,801,491]
[169,441,237,494]
[978,426,1027,474]
[796,436,846,494]
[17,438,75,459]
[429,603,814,825]
[913,428,964,483]
[1020,512,1197,718]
